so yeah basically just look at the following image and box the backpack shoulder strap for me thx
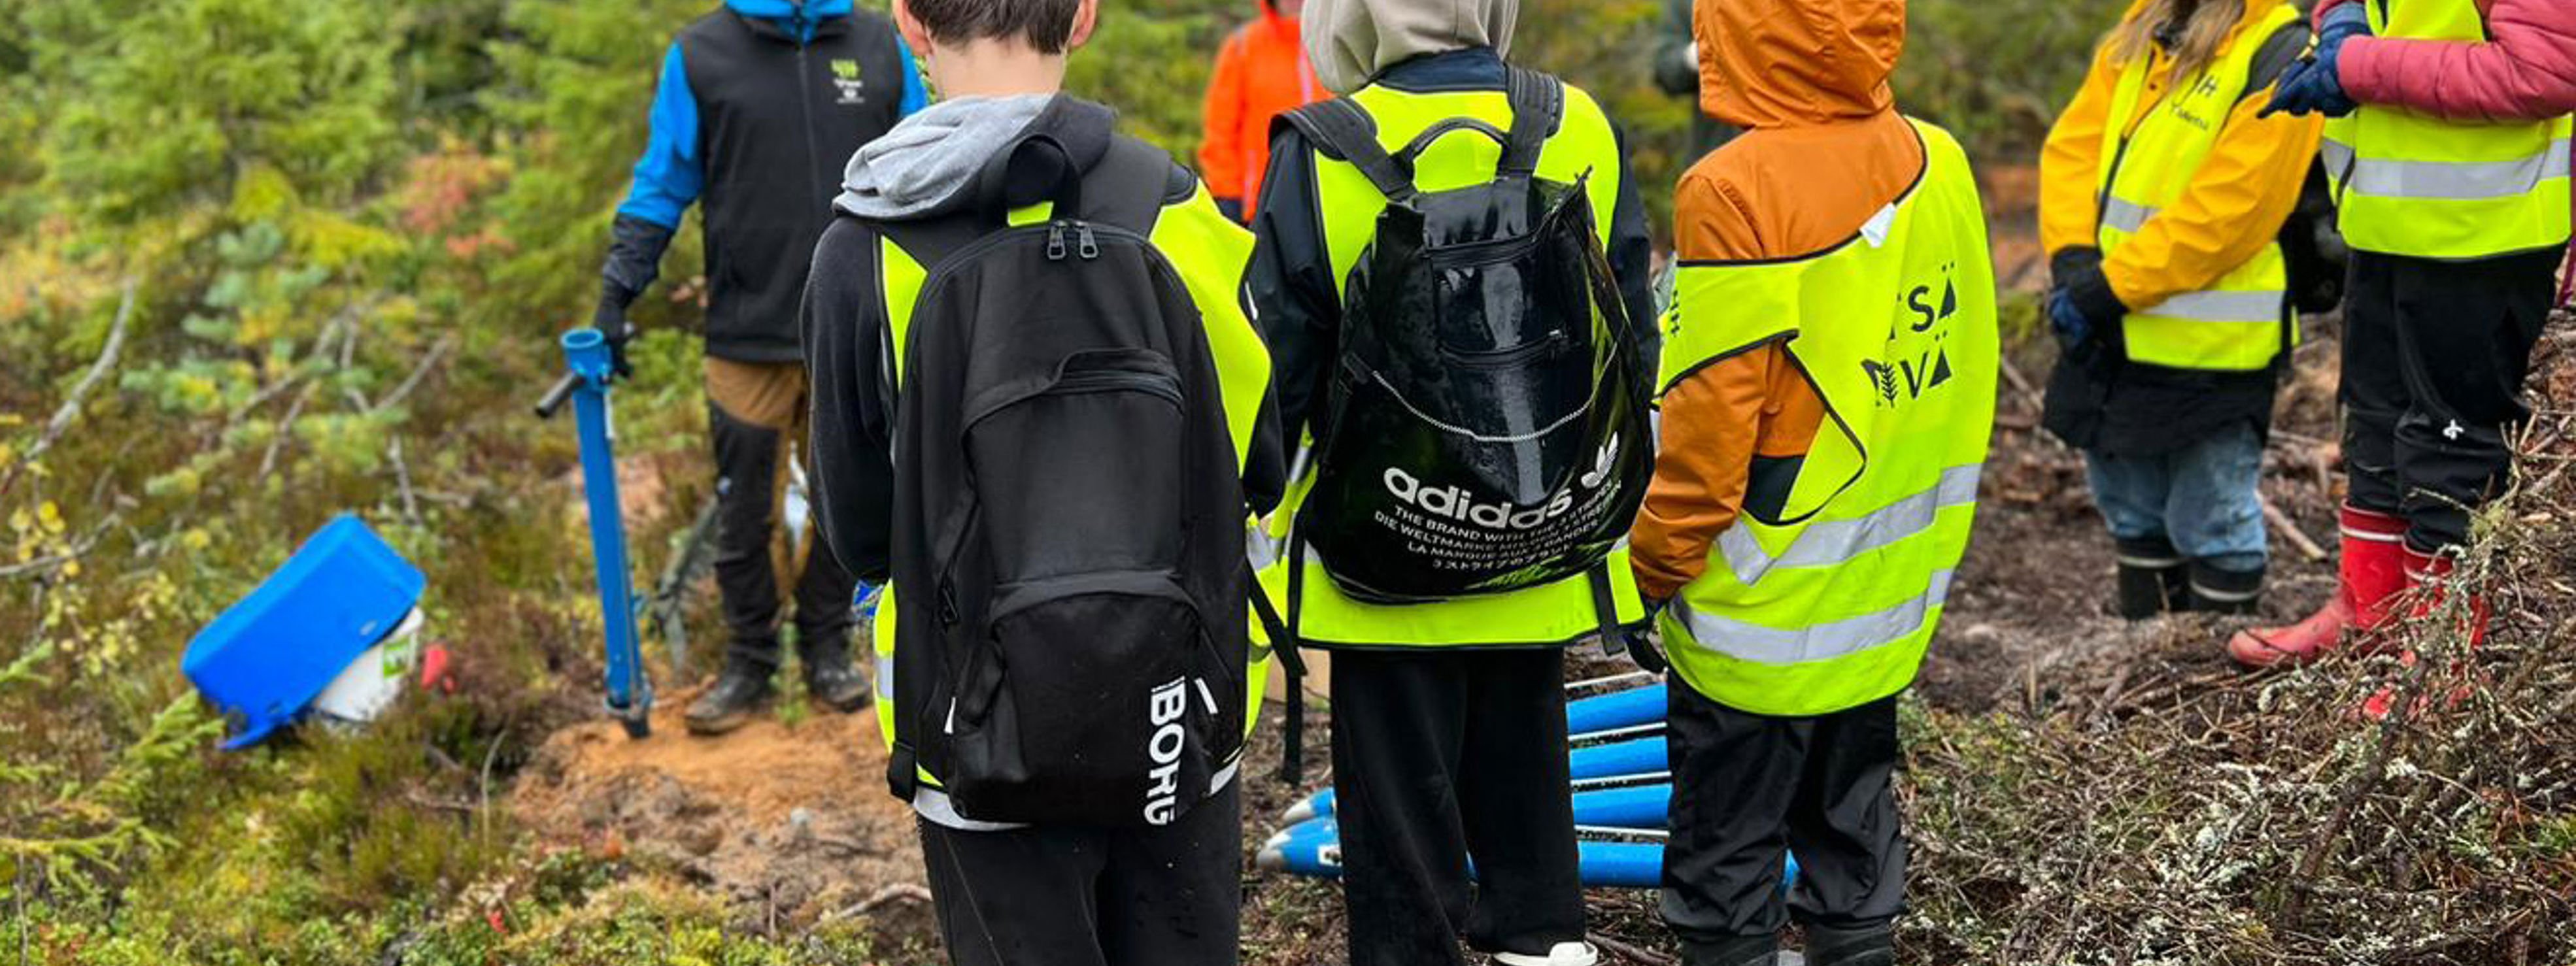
[1499,67,1563,179]
[1277,98,1418,203]
[1082,137,1185,235]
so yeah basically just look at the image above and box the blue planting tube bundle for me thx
[1258,817,1799,892]
[1287,737,1667,824]
[1285,685,1672,824]
[552,328,652,739]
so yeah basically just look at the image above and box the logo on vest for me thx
[828,58,867,105]
[1864,263,1963,407]
[1143,677,1190,825]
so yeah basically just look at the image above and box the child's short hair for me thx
[906,0,1084,54]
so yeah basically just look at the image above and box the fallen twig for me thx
[824,883,934,922]
[2263,497,2329,562]
[5,279,137,494]
[1590,933,1677,966]
[258,382,318,481]
[371,335,455,414]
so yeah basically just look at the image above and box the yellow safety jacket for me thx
[869,184,1277,805]
[1255,78,1650,649]
[2097,1,2302,371]
[1658,120,1998,717]
[2324,0,2575,260]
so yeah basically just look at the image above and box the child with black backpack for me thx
[801,0,1285,962]
[1243,0,1659,963]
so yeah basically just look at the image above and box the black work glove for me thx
[2046,248,2129,373]
[597,214,677,379]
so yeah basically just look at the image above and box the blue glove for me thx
[2265,5,2369,118]
[853,582,885,621]
[2046,290,2092,349]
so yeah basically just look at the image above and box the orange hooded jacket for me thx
[1629,0,1925,602]
[2037,0,2322,313]
[1200,0,1324,216]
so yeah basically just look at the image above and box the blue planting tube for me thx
[1571,784,1670,829]
[560,329,652,739]
[1285,735,1669,824]
[1257,820,1800,892]
[1565,684,1667,736]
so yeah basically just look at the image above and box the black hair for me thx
[906,0,1084,54]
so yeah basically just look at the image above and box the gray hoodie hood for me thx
[1302,0,1521,95]
[834,94,1056,220]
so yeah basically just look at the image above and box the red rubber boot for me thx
[2227,505,2408,668]
[2360,546,2488,720]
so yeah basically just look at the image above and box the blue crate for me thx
[182,515,424,748]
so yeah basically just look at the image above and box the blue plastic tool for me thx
[1283,734,1670,824]
[182,514,425,748]
[537,328,652,739]
[1565,683,1667,736]
[1257,818,1799,891]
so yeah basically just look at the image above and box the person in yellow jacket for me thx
[1633,0,1997,961]
[2036,0,2323,621]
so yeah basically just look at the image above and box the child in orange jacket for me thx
[1200,0,1323,221]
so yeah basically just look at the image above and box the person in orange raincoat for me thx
[1200,0,1323,222]
[1632,0,1997,963]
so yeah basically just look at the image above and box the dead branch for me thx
[6,279,138,493]
[389,435,422,525]
[824,883,933,922]
[2263,497,2329,562]
[370,335,455,414]
[1589,934,1676,966]
[257,382,318,482]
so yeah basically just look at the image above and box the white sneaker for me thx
[1492,942,1601,966]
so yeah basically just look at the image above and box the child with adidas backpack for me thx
[1242,0,1661,963]
[801,0,1287,962]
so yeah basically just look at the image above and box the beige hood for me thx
[1302,0,1521,95]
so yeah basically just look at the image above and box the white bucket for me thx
[313,607,424,726]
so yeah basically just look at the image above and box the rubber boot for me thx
[1682,935,1799,966]
[2113,536,2190,620]
[2226,505,2406,667]
[2184,559,2265,616]
[685,658,777,736]
[798,630,873,714]
[2360,546,2487,721]
[1804,922,1895,966]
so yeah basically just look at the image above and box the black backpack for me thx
[878,135,1254,828]
[1276,68,1652,607]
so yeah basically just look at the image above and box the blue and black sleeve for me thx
[598,42,702,327]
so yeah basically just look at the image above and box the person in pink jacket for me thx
[2245,0,2576,667]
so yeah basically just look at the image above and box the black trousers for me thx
[2341,248,2560,552]
[1661,688,1905,941]
[705,359,858,670]
[1331,648,1586,966]
[917,784,1242,966]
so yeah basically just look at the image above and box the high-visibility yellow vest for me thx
[870,186,1277,788]
[1255,78,1650,648]
[1658,120,1998,717]
[2096,2,2301,371]
[2323,0,2574,260]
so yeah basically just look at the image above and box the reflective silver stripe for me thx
[2190,580,2262,603]
[1678,569,1955,665]
[912,758,1245,832]
[2102,197,2158,233]
[2116,554,2183,569]
[912,788,1027,832]
[2326,137,2573,201]
[874,653,895,700]
[1718,465,1982,586]
[2137,289,2285,324]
